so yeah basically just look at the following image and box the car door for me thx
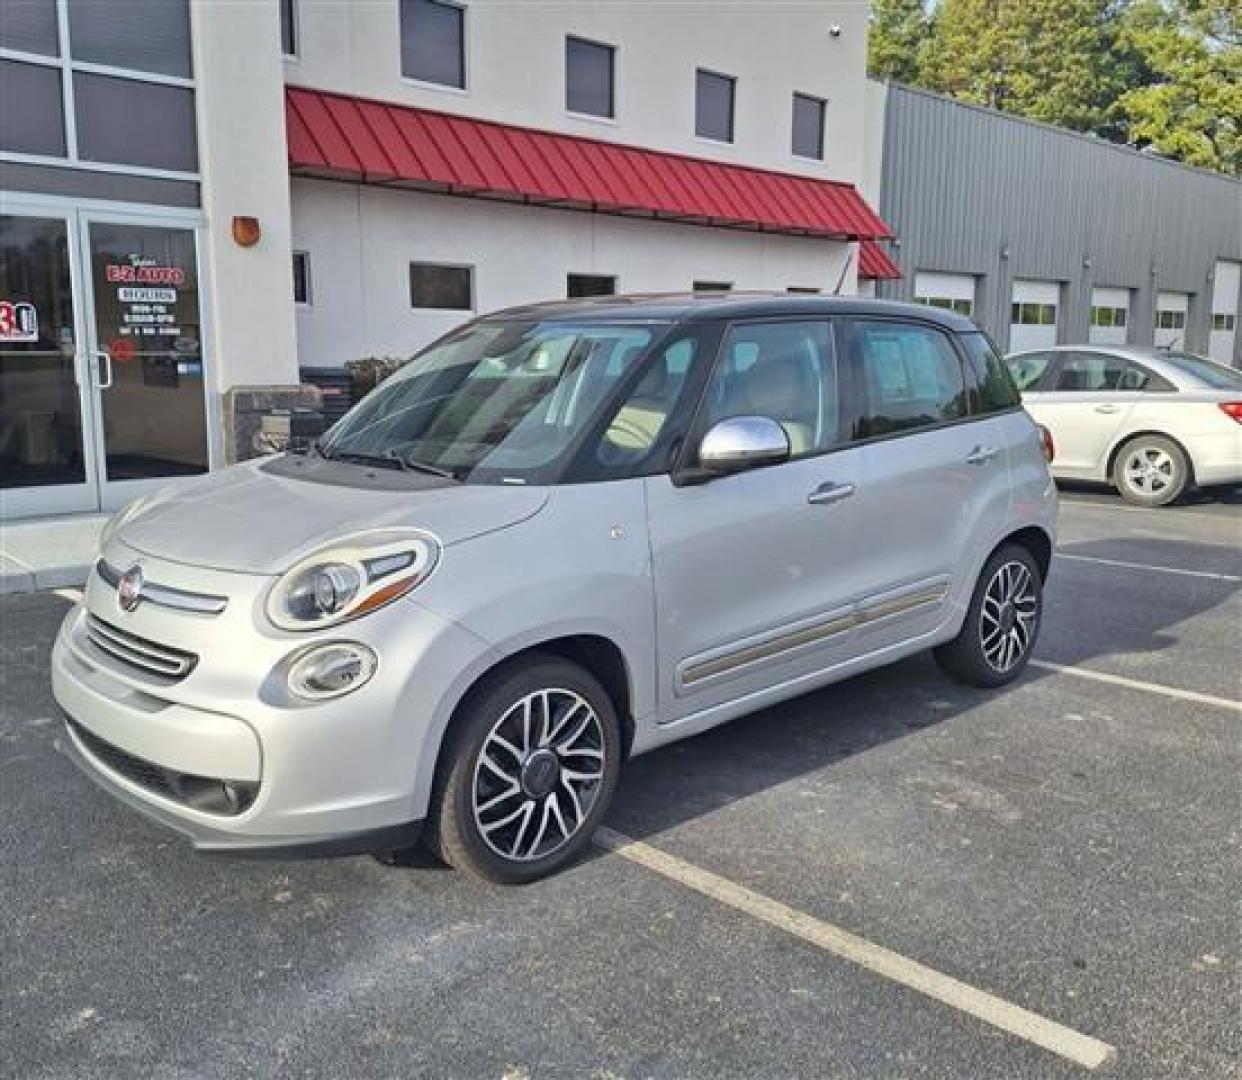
[835,318,1013,653]
[644,318,868,727]
[1029,351,1143,476]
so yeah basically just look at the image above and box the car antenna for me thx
[832,248,855,296]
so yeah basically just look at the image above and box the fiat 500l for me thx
[54,295,1056,883]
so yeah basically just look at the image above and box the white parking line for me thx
[595,827,1116,1072]
[1030,660,1242,713]
[53,588,83,603]
[1061,500,1240,525]
[1055,552,1242,582]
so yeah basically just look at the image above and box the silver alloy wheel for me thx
[1122,446,1176,498]
[979,560,1038,673]
[472,688,606,863]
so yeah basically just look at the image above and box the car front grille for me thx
[67,718,258,816]
[85,615,198,681]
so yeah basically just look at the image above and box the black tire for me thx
[426,655,622,885]
[1111,434,1190,507]
[934,543,1043,689]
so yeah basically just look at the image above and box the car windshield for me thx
[319,319,661,484]
[1156,351,1242,390]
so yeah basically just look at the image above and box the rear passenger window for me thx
[850,321,967,439]
[698,320,839,459]
[1054,352,1157,392]
[960,332,1020,413]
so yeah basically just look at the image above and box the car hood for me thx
[116,457,549,575]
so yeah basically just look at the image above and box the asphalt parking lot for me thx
[2,489,1239,1079]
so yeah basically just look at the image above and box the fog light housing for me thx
[288,642,377,701]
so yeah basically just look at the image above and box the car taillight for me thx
[1218,402,1242,424]
[1038,424,1055,462]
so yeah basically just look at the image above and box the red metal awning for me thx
[285,86,894,242]
[858,239,902,280]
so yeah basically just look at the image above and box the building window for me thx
[0,60,66,157]
[1090,305,1127,328]
[74,73,198,172]
[787,286,821,295]
[1212,312,1237,331]
[566,36,614,118]
[400,0,466,89]
[693,280,732,292]
[280,0,298,57]
[791,92,825,160]
[1155,309,1186,330]
[917,296,973,316]
[0,0,59,56]
[292,252,311,305]
[1011,302,1057,326]
[410,263,473,310]
[567,273,616,298]
[67,0,192,78]
[695,68,735,142]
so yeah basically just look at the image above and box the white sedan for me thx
[1005,345,1242,506]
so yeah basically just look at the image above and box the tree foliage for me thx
[867,0,1241,175]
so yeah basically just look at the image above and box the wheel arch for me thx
[1105,429,1196,488]
[993,524,1053,583]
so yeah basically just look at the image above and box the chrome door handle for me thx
[94,349,113,390]
[808,481,856,506]
[1093,404,1120,414]
[965,445,999,466]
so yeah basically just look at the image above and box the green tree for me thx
[1117,0,1241,174]
[867,0,936,84]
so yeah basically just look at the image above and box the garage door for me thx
[1089,287,1129,346]
[1154,290,1189,348]
[1209,261,1239,366]
[914,271,975,316]
[1010,279,1059,352]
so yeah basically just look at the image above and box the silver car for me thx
[54,295,1056,883]
[1006,345,1242,506]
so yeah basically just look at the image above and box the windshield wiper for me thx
[385,448,458,480]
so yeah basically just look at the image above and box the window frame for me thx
[409,260,475,311]
[1211,312,1236,332]
[565,34,615,121]
[399,0,468,93]
[0,0,199,182]
[791,91,826,161]
[292,250,312,306]
[694,67,736,144]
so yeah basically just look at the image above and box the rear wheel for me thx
[1112,434,1189,507]
[935,544,1042,688]
[427,656,622,885]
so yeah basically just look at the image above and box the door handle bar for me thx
[807,481,856,506]
[1093,404,1121,414]
[965,445,1000,466]
[94,349,113,390]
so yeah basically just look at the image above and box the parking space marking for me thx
[1030,660,1242,713]
[1060,500,1240,525]
[53,588,83,603]
[1055,552,1242,582]
[595,827,1117,1071]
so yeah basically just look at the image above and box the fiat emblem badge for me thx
[117,566,144,612]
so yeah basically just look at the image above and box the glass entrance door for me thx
[0,211,98,518]
[83,218,208,507]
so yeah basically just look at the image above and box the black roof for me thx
[484,292,978,333]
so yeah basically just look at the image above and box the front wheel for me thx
[427,656,622,885]
[1112,434,1189,507]
[935,544,1043,688]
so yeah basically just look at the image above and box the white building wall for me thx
[285,0,868,187]
[292,178,850,366]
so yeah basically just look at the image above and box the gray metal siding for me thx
[874,82,1242,362]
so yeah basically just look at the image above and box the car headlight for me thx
[266,530,439,631]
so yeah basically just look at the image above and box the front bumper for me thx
[52,543,498,855]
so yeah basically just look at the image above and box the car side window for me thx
[1054,351,1154,392]
[960,332,1020,413]
[849,320,967,439]
[595,336,700,470]
[697,319,839,460]
[1007,351,1054,392]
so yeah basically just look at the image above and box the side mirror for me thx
[697,416,790,475]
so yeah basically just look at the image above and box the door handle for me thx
[965,445,1000,466]
[94,349,113,390]
[1093,404,1120,414]
[807,481,856,506]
